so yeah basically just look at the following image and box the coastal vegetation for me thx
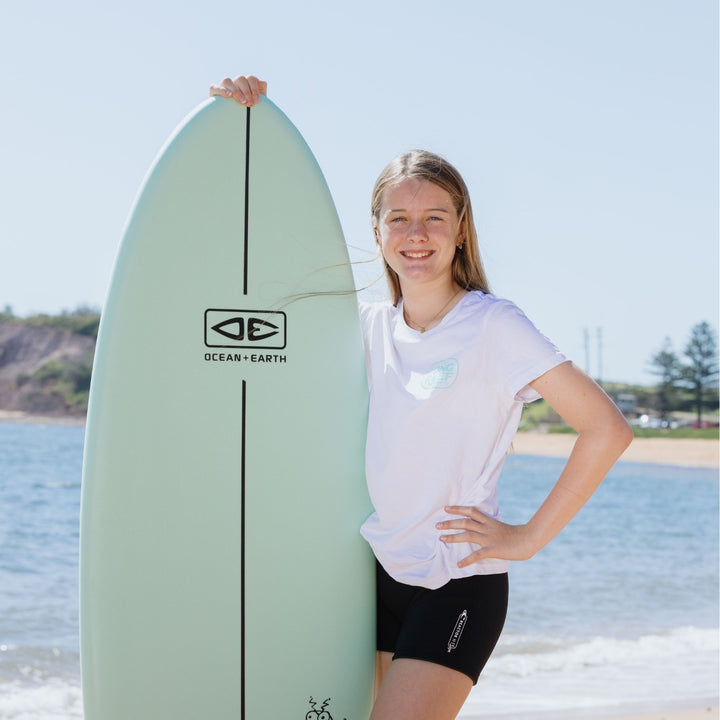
[0,305,100,337]
[647,321,719,426]
[0,306,99,416]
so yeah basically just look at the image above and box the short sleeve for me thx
[357,300,394,391]
[483,300,567,402]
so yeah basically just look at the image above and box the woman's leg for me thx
[370,658,472,720]
[374,651,393,697]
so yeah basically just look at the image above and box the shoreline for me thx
[459,707,719,720]
[1,411,717,469]
[512,432,718,469]
[0,410,85,427]
[589,709,718,720]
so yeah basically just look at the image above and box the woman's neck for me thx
[401,280,466,333]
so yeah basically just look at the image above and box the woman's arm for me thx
[438,361,634,564]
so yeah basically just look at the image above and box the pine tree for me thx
[681,322,719,426]
[648,337,681,418]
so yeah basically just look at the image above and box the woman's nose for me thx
[407,218,427,241]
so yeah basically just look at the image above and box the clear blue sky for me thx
[1,0,717,385]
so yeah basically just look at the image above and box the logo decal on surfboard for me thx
[305,696,347,720]
[204,308,287,349]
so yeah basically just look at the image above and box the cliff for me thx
[0,318,97,417]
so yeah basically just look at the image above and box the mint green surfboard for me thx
[80,97,375,720]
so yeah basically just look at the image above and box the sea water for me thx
[0,423,717,719]
[0,423,82,719]
[462,455,719,719]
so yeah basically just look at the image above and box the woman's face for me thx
[376,178,462,291]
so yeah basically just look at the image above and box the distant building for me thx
[615,393,637,415]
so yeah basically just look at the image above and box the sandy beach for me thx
[0,409,86,426]
[459,709,719,720]
[564,709,717,720]
[458,709,719,720]
[512,432,719,469]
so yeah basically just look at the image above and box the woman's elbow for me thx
[605,411,634,456]
[617,417,634,449]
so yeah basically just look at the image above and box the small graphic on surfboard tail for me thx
[305,695,350,720]
[447,609,468,653]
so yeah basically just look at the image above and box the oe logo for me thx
[204,308,287,350]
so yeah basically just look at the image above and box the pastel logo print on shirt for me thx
[421,358,459,390]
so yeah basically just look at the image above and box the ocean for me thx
[0,422,717,720]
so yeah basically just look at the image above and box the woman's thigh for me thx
[370,657,472,720]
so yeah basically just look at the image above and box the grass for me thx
[630,426,718,440]
[542,423,718,440]
[521,400,719,440]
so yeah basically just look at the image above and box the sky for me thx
[0,0,717,385]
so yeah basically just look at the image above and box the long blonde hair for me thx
[371,150,490,305]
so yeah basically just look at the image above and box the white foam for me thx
[0,680,83,720]
[460,626,719,718]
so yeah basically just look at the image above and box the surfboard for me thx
[80,97,375,720]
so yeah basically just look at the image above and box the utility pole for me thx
[584,327,591,376]
[597,327,603,385]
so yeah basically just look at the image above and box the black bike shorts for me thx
[376,562,508,684]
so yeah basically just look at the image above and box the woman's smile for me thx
[401,249,434,259]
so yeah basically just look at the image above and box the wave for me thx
[0,680,82,720]
[31,482,81,490]
[461,626,719,717]
[487,625,718,677]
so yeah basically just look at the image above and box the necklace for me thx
[403,287,465,333]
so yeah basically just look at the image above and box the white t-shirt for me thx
[359,291,567,589]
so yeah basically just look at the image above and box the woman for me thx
[210,75,633,720]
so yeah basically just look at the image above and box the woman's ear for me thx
[457,219,467,247]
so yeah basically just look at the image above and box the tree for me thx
[648,337,681,418]
[680,321,719,426]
